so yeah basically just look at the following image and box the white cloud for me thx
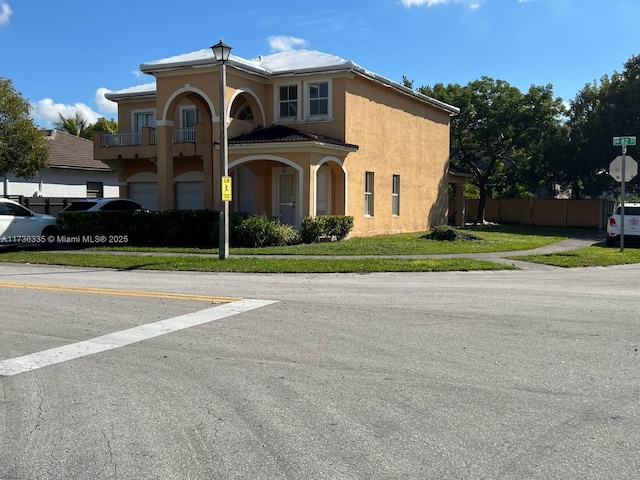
[30,88,118,127]
[131,70,143,78]
[0,1,12,26]
[400,0,481,7]
[267,35,309,52]
[94,88,117,114]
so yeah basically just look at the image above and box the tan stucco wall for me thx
[344,76,451,237]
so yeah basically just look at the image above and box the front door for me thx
[316,166,331,216]
[278,171,295,225]
[274,168,297,226]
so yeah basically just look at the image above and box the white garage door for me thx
[128,182,158,210]
[176,182,204,210]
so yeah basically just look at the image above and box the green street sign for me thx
[613,136,637,146]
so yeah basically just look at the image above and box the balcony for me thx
[94,127,200,164]
[99,128,197,147]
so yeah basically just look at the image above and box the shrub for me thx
[271,222,302,246]
[421,226,481,241]
[301,215,354,243]
[233,215,301,247]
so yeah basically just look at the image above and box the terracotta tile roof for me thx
[229,125,359,151]
[44,130,113,171]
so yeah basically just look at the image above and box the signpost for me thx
[611,136,637,252]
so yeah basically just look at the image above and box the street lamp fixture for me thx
[211,39,233,260]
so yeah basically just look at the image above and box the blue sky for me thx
[1,0,639,128]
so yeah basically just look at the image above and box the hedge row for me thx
[57,210,354,248]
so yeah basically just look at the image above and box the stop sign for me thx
[609,155,638,182]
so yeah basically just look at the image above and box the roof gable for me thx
[44,130,113,171]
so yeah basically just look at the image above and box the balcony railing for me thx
[100,127,196,147]
[101,131,142,147]
[173,128,196,143]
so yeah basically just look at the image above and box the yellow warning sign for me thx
[221,176,232,201]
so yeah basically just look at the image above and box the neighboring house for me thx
[1,130,119,199]
[94,46,461,236]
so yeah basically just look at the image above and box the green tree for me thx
[0,77,50,178]
[565,54,640,199]
[501,84,568,198]
[82,117,118,140]
[421,77,565,221]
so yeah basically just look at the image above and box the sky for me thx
[1,0,640,129]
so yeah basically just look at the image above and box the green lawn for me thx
[87,224,585,255]
[0,225,625,273]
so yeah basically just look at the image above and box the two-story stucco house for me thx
[94,45,462,237]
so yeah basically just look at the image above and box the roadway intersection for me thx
[1,262,638,479]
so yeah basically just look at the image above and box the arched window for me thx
[236,103,254,122]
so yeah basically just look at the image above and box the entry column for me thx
[156,123,174,210]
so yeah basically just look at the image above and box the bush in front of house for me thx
[301,215,354,243]
[233,215,301,247]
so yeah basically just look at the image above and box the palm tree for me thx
[55,112,90,137]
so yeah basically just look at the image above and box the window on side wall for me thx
[365,171,374,217]
[278,85,298,121]
[307,81,329,118]
[86,182,103,199]
[392,175,400,216]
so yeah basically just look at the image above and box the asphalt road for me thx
[0,262,638,479]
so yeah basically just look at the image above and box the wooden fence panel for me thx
[532,199,566,227]
[449,198,610,228]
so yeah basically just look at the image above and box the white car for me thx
[0,198,59,249]
[606,202,640,246]
[60,198,143,212]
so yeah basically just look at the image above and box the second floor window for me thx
[182,107,197,128]
[134,111,155,131]
[278,85,298,119]
[308,81,329,117]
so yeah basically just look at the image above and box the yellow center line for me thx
[0,281,242,304]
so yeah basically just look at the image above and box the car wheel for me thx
[41,226,58,250]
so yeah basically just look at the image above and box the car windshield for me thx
[63,201,98,211]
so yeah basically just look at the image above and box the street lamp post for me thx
[211,39,232,260]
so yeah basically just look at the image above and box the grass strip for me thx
[507,245,640,268]
[0,251,518,273]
